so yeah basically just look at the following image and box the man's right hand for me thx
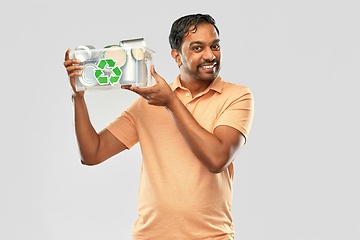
[63,48,85,98]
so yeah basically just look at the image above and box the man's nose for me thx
[203,47,215,61]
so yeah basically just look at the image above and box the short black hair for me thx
[169,13,220,52]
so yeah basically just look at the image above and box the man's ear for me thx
[171,49,182,67]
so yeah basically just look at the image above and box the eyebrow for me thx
[189,39,220,47]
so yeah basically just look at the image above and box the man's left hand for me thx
[122,65,175,107]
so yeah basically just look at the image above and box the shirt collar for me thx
[170,75,224,94]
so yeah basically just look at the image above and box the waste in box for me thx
[70,41,155,91]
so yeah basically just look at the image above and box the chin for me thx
[199,70,220,82]
[199,76,216,82]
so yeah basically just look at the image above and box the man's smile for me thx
[198,61,218,70]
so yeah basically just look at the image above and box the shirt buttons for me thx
[186,93,190,97]
[187,103,191,107]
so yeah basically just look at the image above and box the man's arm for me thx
[64,49,127,165]
[72,95,127,165]
[126,66,245,173]
[166,96,245,173]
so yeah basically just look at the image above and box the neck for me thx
[179,77,212,97]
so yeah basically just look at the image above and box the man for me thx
[64,13,253,239]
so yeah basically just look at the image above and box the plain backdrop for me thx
[1,0,359,239]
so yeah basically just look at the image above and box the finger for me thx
[142,95,150,102]
[64,58,81,68]
[129,85,156,96]
[123,86,151,103]
[120,84,132,90]
[150,65,165,84]
[68,71,82,78]
[66,65,83,73]
[65,48,70,61]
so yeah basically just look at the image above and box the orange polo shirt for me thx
[106,75,254,239]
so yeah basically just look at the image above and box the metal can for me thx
[79,63,98,87]
[104,45,127,68]
[132,48,148,87]
[74,45,95,62]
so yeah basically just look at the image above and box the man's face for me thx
[178,23,221,82]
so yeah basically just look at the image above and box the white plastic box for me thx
[70,45,155,91]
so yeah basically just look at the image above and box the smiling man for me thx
[64,13,254,239]
[173,23,221,85]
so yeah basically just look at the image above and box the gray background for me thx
[1,0,359,239]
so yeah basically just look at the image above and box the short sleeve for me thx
[106,99,140,149]
[214,88,254,143]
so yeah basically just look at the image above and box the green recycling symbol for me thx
[94,58,122,85]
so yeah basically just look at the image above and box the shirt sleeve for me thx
[213,87,254,143]
[106,99,140,149]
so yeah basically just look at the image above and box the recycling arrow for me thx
[94,58,122,86]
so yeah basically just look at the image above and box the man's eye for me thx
[193,46,202,51]
[212,45,220,50]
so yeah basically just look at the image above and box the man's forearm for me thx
[165,96,237,173]
[72,95,101,165]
